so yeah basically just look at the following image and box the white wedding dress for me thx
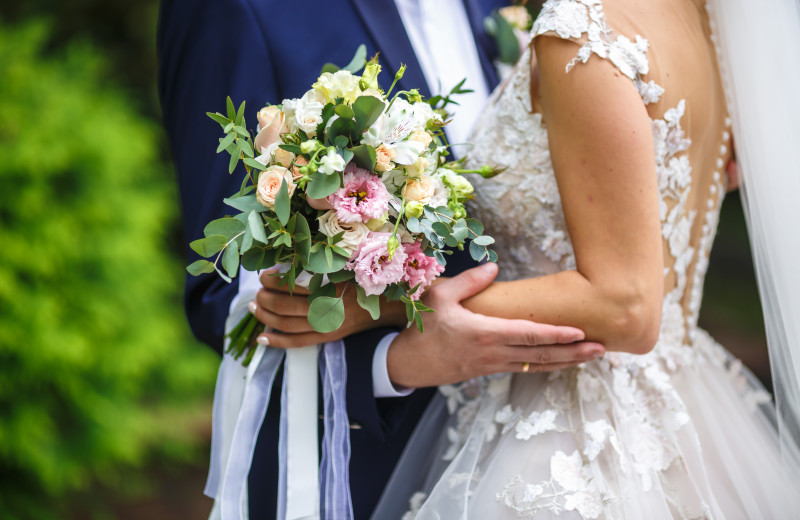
[385,0,800,518]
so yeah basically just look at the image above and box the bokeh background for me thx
[0,1,770,519]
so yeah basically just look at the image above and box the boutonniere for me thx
[484,4,538,79]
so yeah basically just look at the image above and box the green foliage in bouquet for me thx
[0,21,217,518]
[190,46,501,362]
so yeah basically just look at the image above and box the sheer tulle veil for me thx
[707,0,800,475]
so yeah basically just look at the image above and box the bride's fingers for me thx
[249,301,316,333]
[504,342,604,366]
[256,288,311,317]
[257,330,335,349]
[481,316,586,346]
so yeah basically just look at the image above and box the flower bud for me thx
[386,235,400,259]
[360,61,382,91]
[395,64,406,81]
[300,140,319,154]
[405,200,424,219]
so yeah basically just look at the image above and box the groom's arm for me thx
[158,0,277,353]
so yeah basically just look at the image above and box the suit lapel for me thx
[349,0,431,97]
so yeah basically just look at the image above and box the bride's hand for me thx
[248,268,407,348]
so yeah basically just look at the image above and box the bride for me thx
[260,0,800,517]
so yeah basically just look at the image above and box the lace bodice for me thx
[467,0,731,352]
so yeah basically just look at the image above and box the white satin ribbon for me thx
[284,346,321,520]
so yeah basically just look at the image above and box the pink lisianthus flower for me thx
[402,242,445,300]
[347,232,407,296]
[327,163,390,223]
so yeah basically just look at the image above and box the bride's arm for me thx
[462,36,664,355]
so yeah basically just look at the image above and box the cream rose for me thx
[318,210,371,257]
[256,166,295,210]
[409,129,432,149]
[374,144,394,173]
[283,90,325,136]
[254,106,288,153]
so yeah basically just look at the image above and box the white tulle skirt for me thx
[372,330,800,519]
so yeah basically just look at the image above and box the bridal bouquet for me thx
[187,48,498,364]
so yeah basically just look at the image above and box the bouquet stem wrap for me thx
[205,270,353,520]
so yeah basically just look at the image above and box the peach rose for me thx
[402,176,436,202]
[254,106,288,153]
[273,147,294,168]
[256,166,295,210]
[374,144,394,173]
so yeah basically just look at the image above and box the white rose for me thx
[313,70,362,104]
[290,90,325,136]
[319,148,346,175]
[318,210,371,257]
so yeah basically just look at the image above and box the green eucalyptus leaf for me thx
[342,44,367,73]
[186,259,215,276]
[473,235,495,246]
[320,62,340,74]
[433,250,446,266]
[215,265,232,283]
[248,211,269,244]
[279,144,303,155]
[228,152,240,173]
[222,240,240,277]
[406,217,422,233]
[190,234,228,257]
[294,214,312,263]
[306,171,341,199]
[334,104,355,119]
[241,248,267,271]
[207,112,231,127]
[431,221,450,236]
[217,133,236,154]
[487,249,499,263]
[308,273,324,294]
[308,296,346,333]
[224,194,268,213]
[308,282,337,302]
[352,95,386,132]
[356,285,381,320]
[235,100,246,125]
[204,217,246,240]
[241,226,253,252]
[308,247,347,273]
[237,138,254,158]
[466,218,484,236]
[327,117,360,146]
[244,157,269,171]
[226,96,236,120]
[491,9,522,64]
[351,144,377,171]
[469,241,487,261]
[327,270,355,283]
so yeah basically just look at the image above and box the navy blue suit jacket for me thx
[157,0,507,516]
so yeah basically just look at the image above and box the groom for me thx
[158,0,600,517]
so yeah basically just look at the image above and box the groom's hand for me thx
[386,263,605,388]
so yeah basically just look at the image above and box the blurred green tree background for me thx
[0,2,218,519]
[0,1,770,519]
